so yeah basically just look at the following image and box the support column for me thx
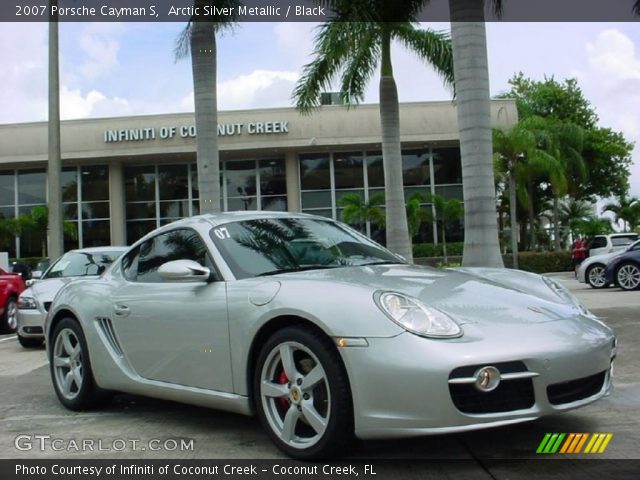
[109,161,126,246]
[285,151,301,212]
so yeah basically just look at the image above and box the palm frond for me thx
[174,24,192,61]
[339,27,380,105]
[394,24,454,88]
[293,22,370,113]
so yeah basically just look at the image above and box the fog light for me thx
[474,366,501,392]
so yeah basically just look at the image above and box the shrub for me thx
[413,242,464,258]
[512,251,573,274]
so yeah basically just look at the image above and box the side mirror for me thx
[26,279,37,287]
[31,272,42,279]
[158,259,211,283]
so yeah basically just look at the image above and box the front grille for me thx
[448,361,535,414]
[547,371,606,405]
[43,302,52,312]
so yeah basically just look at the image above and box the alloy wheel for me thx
[6,298,18,331]
[587,265,607,288]
[617,264,640,291]
[52,328,84,400]
[259,341,330,450]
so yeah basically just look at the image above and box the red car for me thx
[0,267,25,333]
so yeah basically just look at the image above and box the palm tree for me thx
[338,193,386,233]
[448,0,504,267]
[175,2,238,214]
[48,0,63,259]
[558,198,595,241]
[293,7,454,262]
[603,195,640,232]
[405,193,429,239]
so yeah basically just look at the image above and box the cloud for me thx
[77,23,124,79]
[576,28,640,196]
[59,85,131,120]
[182,69,299,111]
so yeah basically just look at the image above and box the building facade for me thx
[0,100,517,258]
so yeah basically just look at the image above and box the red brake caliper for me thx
[277,370,290,410]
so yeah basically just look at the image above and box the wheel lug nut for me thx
[296,378,302,385]
[297,405,302,411]
[303,393,309,400]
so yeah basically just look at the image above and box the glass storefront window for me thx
[81,166,109,201]
[82,220,111,248]
[0,171,14,206]
[259,159,286,196]
[433,147,462,184]
[61,168,78,203]
[227,196,258,211]
[300,154,330,190]
[402,150,430,186]
[126,220,156,246]
[226,160,257,197]
[262,196,287,211]
[18,169,46,205]
[159,164,189,200]
[125,166,156,202]
[81,201,110,220]
[159,200,190,219]
[366,152,384,188]
[334,153,363,189]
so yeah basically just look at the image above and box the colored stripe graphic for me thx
[538,433,613,454]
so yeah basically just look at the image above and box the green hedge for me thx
[512,251,573,274]
[414,249,573,274]
[413,242,464,258]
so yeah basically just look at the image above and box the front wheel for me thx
[616,263,640,291]
[586,264,608,289]
[49,317,112,410]
[253,326,353,459]
[1,297,18,334]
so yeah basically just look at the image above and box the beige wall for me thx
[0,100,517,167]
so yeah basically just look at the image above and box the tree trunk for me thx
[47,0,63,259]
[553,196,561,251]
[528,180,536,250]
[379,30,412,262]
[508,166,518,268]
[441,223,449,265]
[191,22,221,214]
[449,0,503,268]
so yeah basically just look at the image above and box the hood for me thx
[273,264,581,326]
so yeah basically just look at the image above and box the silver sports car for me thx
[45,212,616,459]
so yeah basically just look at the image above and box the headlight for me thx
[18,296,38,310]
[542,276,594,318]
[375,292,462,338]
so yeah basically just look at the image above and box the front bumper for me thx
[339,316,615,440]
[17,308,46,339]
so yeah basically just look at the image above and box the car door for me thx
[110,228,232,392]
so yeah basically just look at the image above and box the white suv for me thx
[589,233,639,257]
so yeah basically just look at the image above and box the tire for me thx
[616,263,640,291]
[1,297,18,334]
[253,326,353,459]
[586,264,608,289]
[18,335,44,348]
[49,317,112,410]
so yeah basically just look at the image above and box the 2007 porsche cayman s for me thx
[46,212,616,458]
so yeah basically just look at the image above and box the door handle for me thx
[113,304,130,317]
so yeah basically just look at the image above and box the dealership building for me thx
[0,100,517,258]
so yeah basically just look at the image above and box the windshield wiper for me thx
[359,261,407,266]
[256,265,339,277]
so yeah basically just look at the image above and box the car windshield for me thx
[43,250,124,279]
[210,217,404,279]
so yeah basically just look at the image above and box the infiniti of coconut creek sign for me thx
[103,121,289,143]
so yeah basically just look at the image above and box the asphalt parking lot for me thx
[0,272,638,477]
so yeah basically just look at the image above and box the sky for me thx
[1,21,639,203]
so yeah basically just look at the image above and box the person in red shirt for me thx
[572,237,588,270]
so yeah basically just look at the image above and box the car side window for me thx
[123,228,215,283]
[590,237,607,249]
